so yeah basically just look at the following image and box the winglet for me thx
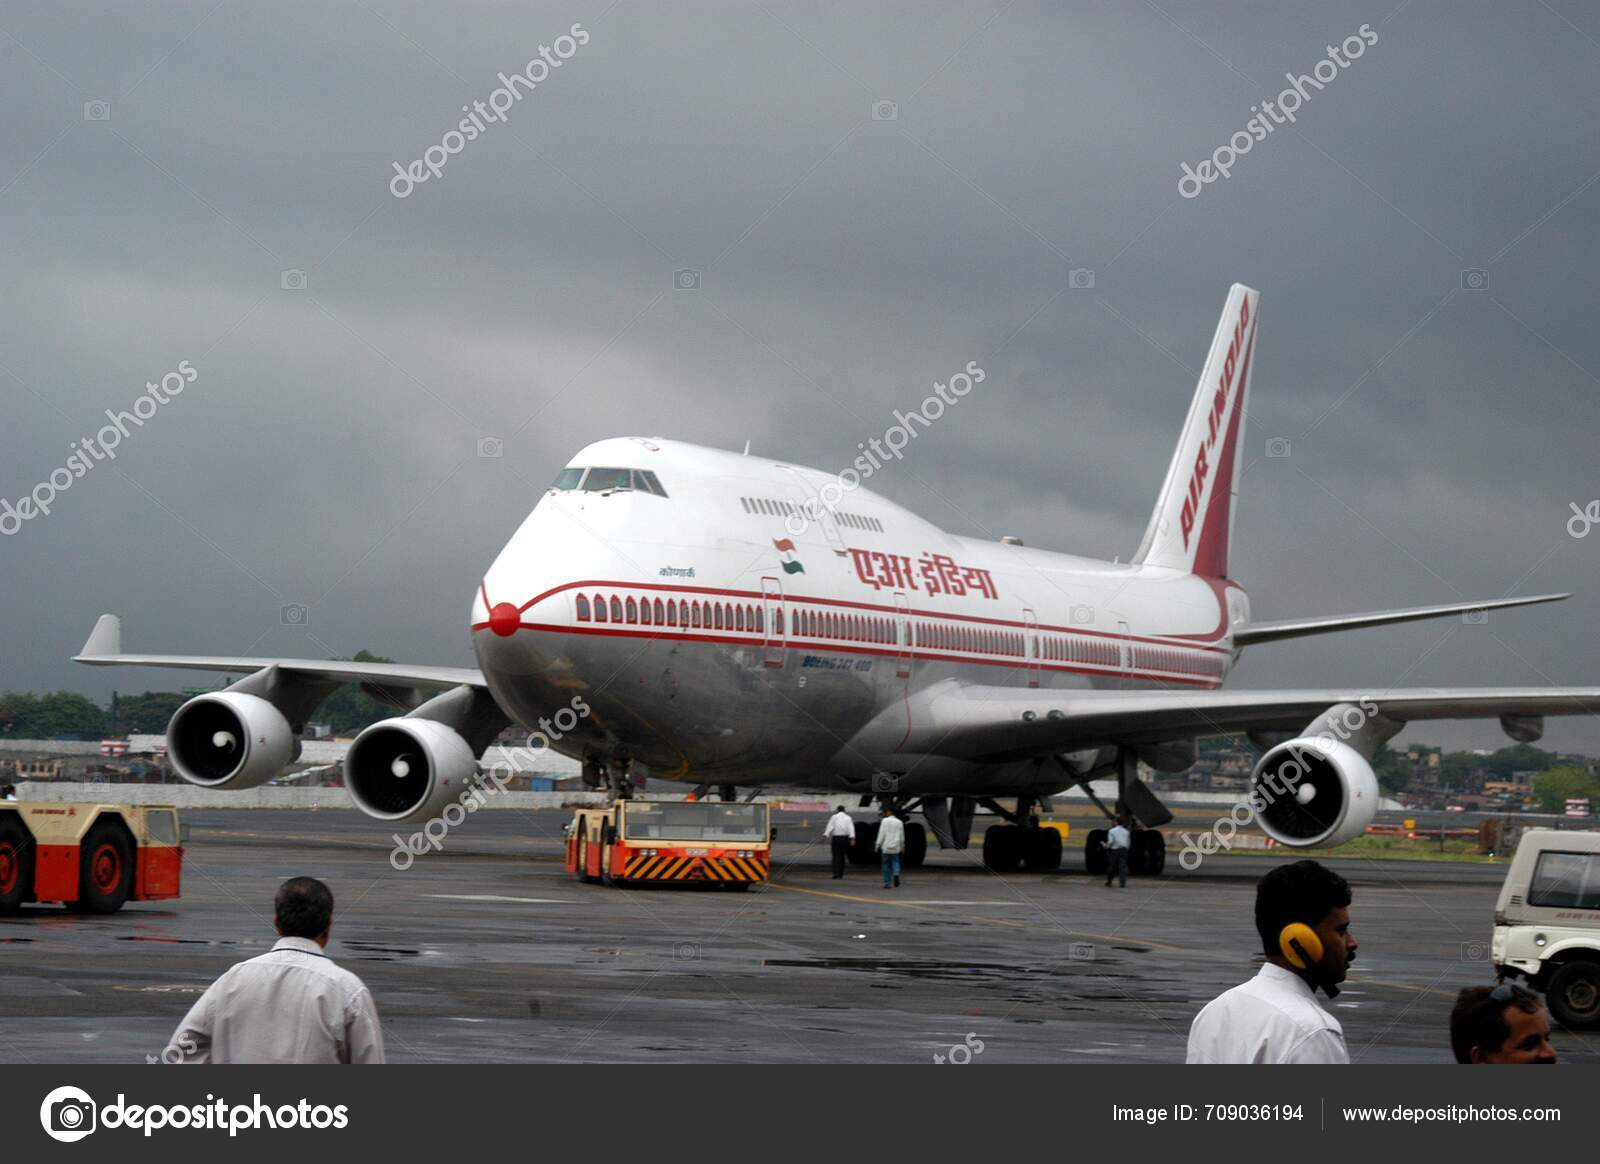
[78,613,122,659]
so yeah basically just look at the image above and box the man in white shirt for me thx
[874,807,906,889]
[1186,860,1357,1064]
[822,805,856,879]
[169,877,385,1064]
[1104,817,1131,888]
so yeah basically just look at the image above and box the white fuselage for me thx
[471,438,1248,795]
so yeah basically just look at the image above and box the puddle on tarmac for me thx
[116,936,240,946]
[764,957,1089,981]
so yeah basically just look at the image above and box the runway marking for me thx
[425,894,569,904]
[766,881,1186,951]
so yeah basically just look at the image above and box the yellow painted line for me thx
[766,881,1186,951]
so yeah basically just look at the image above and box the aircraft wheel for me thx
[982,824,1023,873]
[902,822,927,868]
[1022,827,1063,872]
[1133,830,1166,876]
[1084,829,1108,876]
[849,822,879,866]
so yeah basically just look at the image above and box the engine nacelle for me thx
[344,717,479,822]
[1249,735,1378,848]
[167,692,297,789]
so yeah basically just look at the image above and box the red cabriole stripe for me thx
[492,578,1234,654]
[491,620,1223,688]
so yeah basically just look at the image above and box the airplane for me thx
[75,283,1599,876]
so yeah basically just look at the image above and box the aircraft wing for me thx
[906,683,1600,762]
[1234,592,1569,647]
[73,614,485,692]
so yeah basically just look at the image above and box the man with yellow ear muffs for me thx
[1186,860,1358,1063]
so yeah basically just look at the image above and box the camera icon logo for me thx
[477,436,504,459]
[673,941,701,960]
[673,268,701,291]
[1462,608,1488,625]
[280,602,308,626]
[1069,604,1095,625]
[83,101,111,122]
[280,268,307,291]
[1068,941,1096,962]
[1461,268,1489,291]
[1459,939,1490,962]
[871,99,898,121]
[1265,436,1292,458]
[1068,268,1095,290]
[40,1085,97,1143]
[871,772,901,795]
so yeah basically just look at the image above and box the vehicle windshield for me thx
[1530,851,1600,909]
[622,802,767,842]
[550,467,585,491]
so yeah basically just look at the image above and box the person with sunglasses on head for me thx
[1450,983,1558,1063]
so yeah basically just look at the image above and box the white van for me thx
[1492,828,1600,1028]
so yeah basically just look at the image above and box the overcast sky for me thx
[2,1,1598,753]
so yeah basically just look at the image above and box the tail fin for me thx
[1132,283,1259,578]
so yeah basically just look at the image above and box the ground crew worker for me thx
[1104,816,1131,888]
[1450,984,1558,1063]
[1186,860,1357,1064]
[823,804,855,879]
[168,877,385,1064]
[875,806,906,889]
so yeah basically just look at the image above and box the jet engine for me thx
[167,692,298,789]
[1248,734,1378,848]
[344,717,479,822]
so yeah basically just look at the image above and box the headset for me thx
[1279,922,1339,998]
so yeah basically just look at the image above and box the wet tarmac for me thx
[2,808,1594,1064]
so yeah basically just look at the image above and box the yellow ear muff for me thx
[1280,922,1323,969]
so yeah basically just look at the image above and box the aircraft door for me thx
[761,576,786,667]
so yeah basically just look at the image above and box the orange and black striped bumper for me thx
[620,852,768,882]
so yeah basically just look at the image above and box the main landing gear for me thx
[846,793,929,869]
[976,793,1064,872]
[1072,746,1168,878]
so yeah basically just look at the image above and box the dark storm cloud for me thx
[2,1,1598,752]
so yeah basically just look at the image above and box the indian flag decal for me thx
[772,537,805,574]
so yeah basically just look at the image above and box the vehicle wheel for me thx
[849,822,879,866]
[600,824,617,887]
[723,881,752,892]
[1547,961,1600,1029]
[577,836,597,884]
[1084,828,1108,876]
[982,824,1022,873]
[76,822,134,914]
[0,816,34,916]
[902,822,927,868]
[1022,827,1063,872]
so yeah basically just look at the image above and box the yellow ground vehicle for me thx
[0,802,184,914]
[566,800,770,888]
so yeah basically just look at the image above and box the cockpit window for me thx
[581,467,633,492]
[552,466,668,496]
[633,469,668,497]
